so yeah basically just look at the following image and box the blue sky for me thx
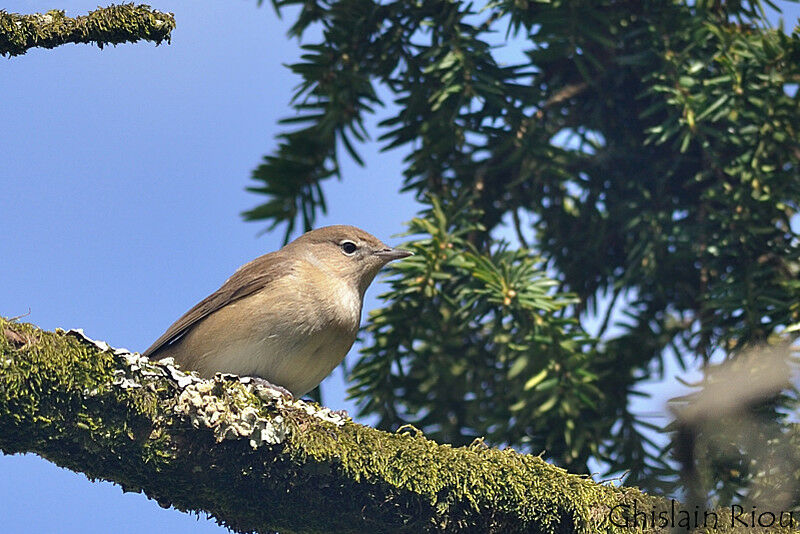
[1,1,414,531]
[2,2,798,532]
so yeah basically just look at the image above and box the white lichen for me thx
[173,380,289,447]
[64,328,346,449]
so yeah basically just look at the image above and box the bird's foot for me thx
[248,377,293,398]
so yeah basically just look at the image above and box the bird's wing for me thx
[142,253,293,358]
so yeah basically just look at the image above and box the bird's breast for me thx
[174,271,363,396]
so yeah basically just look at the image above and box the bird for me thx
[142,225,412,397]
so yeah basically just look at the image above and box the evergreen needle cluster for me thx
[244,0,800,504]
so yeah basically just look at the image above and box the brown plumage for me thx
[143,225,411,396]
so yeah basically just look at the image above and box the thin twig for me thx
[596,285,622,340]
[511,208,530,249]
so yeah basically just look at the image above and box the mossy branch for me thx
[0,4,174,57]
[0,318,739,533]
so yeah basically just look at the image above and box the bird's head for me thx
[287,225,412,294]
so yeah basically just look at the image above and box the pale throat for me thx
[302,250,364,326]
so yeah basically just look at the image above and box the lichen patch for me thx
[64,328,344,449]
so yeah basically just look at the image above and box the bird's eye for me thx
[340,241,358,255]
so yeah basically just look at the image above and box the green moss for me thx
[0,4,175,57]
[2,318,792,533]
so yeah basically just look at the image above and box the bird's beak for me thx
[374,248,414,260]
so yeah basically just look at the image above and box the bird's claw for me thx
[248,377,293,398]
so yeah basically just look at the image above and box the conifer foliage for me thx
[245,0,800,503]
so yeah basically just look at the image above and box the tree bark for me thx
[0,318,668,532]
[0,4,175,57]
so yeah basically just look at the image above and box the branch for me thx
[595,285,622,341]
[0,4,175,57]
[0,318,660,533]
[511,207,530,249]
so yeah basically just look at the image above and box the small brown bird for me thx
[143,225,412,396]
